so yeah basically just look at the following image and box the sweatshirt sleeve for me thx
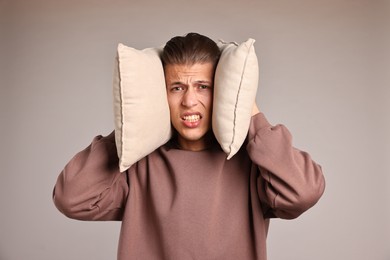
[53,131,129,221]
[247,113,325,219]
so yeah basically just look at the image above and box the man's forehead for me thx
[164,63,215,82]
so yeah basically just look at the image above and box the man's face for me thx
[164,62,214,151]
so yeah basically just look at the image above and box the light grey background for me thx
[1,0,389,259]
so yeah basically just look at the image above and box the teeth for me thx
[183,115,200,122]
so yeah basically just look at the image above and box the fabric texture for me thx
[53,113,325,260]
[213,39,259,159]
[113,43,172,172]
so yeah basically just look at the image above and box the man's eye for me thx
[199,85,209,89]
[171,86,183,92]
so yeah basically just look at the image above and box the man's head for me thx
[162,33,221,151]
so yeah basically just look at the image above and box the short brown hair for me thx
[161,32,221,67]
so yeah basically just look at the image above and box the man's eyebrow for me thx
[169,80,211,85]
[195,80,212,84]
[171,81,184,85]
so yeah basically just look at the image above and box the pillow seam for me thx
[117,51,126,169]
[228,41,255,155]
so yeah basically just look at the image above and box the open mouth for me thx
[182,114,201,123]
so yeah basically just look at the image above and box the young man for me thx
[53,33,325,260]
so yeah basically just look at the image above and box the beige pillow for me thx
[213,39,259,159]
[113,43,172,172]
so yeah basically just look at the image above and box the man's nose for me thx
[182,88,198,107]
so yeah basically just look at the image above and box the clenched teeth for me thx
[183,115,200,122]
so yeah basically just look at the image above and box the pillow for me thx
[212,39,259,159]
[113,43,172,172]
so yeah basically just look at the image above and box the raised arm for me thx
[53,131,129,221]
[247,112,325,219]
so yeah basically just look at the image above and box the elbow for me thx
[52,186,87,220]
[53,188,75,219]
[276,176,326,220]
[293,188,325,219]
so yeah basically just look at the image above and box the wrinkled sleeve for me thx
[247,113,325,219]
[53,131,129,221]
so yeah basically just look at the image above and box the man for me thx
[53,33,325,260]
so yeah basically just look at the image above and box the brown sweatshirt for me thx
[53,113,325,260]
